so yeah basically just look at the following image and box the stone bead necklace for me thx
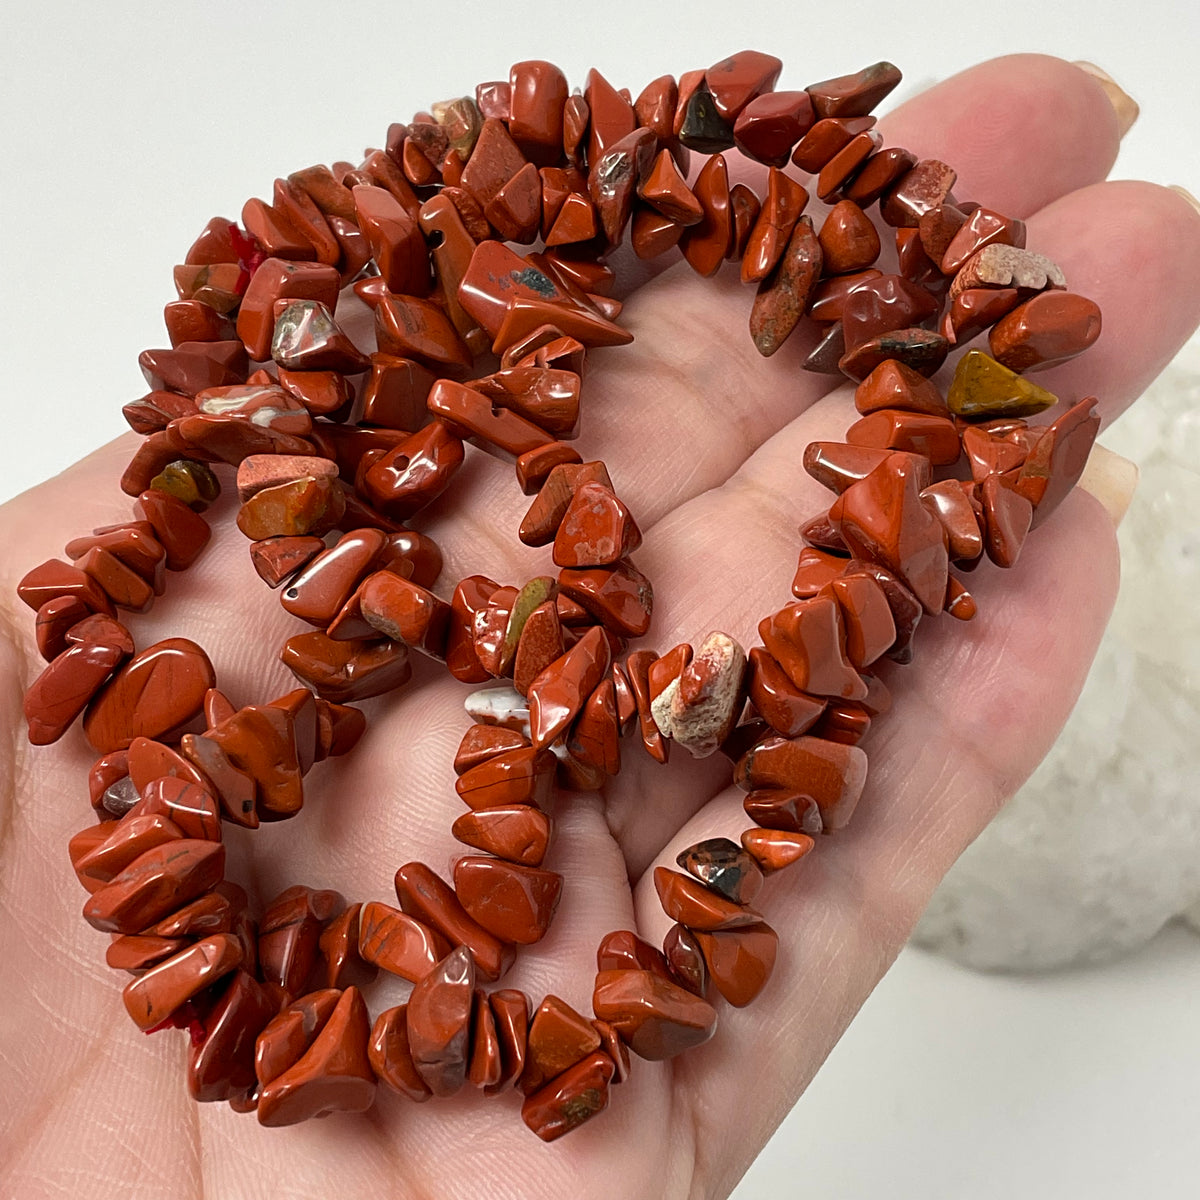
[16,52,1103,1140]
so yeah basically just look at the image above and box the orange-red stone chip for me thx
[740,826,816,873]
[828,573,897,669]
[512,600,565,696]
[453,856,563,945]
[568,677,622,775]
[553,482,642,568]
[188,970,279,1102]
[256,986,377,1126]
[454,745,556,811]
[746,646,827,737]
[592,968,718,1060]
[807,61,901,119]
[369,1003,432,1102]
[122,932,243,1031]
[527,625,612,750]
[759,595,867,701]
[521,1050,616,1142]
[681,153,733,276]
[487,989,532,1095]
[988,291,1102,373]
[733,90,815,165]
[734,734,869,833]
[25,639,128,747]
[74,812,184,889]
[134,490,211,571]
[653,866,763,931]
[393,862,515,983]
[357,900,451,982]
[829,453,949,614]
[743,786,822,834]
[741,166,809,284]
[1014,396,1101,527]
[280,631,412,703]
[518,994,603,1095]
[17,558,117,618]
[255,989,341,1089]
[453,724,530,775]
[467,988,503,1089]
[520,459,614,547]
[558,559,653,638]
[694,924,779,1008]
[405,945,476,1098]
[818,199,881,274]
[317,902,371,990]
[82,838,226,934]
[750,215,822,356]
[34,595,91,662]
[79,636,214,755]
[357,571,452,658]
[846,409,961,466]
[451,805,552,866]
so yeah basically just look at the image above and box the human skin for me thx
[1,54,1198,1200]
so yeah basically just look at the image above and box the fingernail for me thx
[1169,185,1200,215]
[1077,443,1138,527]
[1072,61,1139,138]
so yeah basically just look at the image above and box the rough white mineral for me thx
[913,339,1200,970]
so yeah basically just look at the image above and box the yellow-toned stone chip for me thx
[946,349,1057,419]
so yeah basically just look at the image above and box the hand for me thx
[2,54,1198,1200]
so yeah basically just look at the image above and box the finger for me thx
[862,54,1122,218]
[602,167,1200,869]
[632,490,1121,1198]
[1006,180,1200,425]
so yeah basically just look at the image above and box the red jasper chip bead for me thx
[82,839,226,934]
[988,291,1102,372]
[487,989,532,1095]
[553,482,642,568]
[519,995,603,1095]
[369,1003,433,1102]
[452,856,563,945]
[393,862,515,983]
[188,971,279,1103]
[693,923,779,1007]
[733,91,816,165]
[25,638,129,747]
[750,215,823,357]
[256,986,377,1127]
[807,61,901,119]
[522,1051,616,1141]
[592,968,718,1060]
[653,866,764,931]
[735,734,869,833]
[357,900,451,982]
[123,933,244,1031]
[741,827,816,874]
[405,945,476,1098]
[454,746,556,811]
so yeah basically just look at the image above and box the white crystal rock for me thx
[913,339,1200,970]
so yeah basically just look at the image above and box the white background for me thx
[2,2,1198,1196]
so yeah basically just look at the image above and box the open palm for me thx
[2,54,1199,1200]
